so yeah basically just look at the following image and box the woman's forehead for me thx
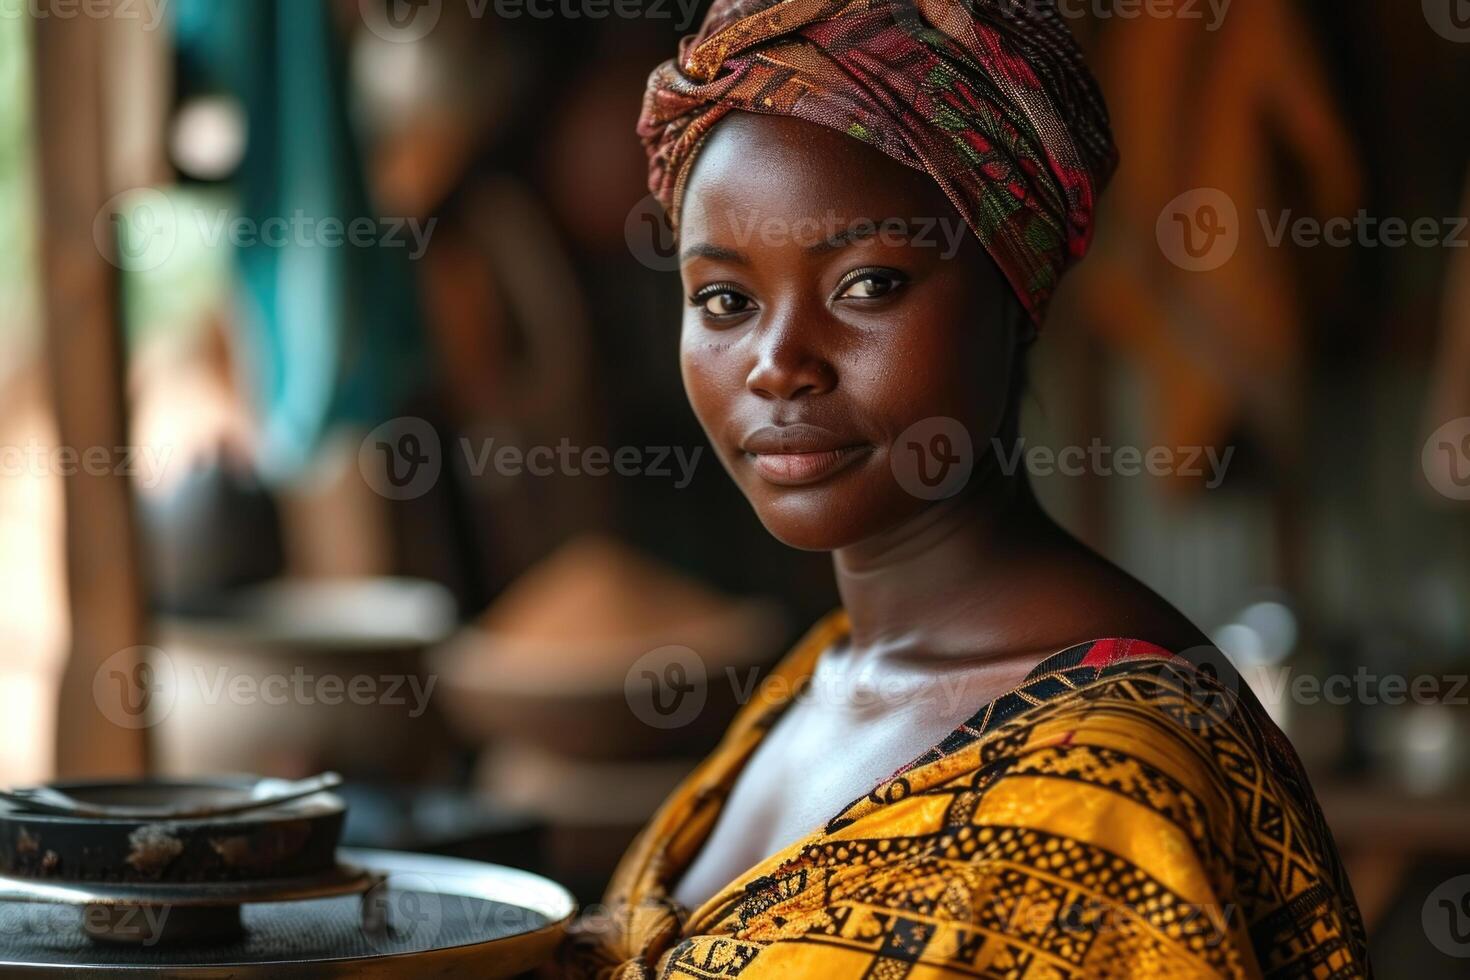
[680,112,960,242]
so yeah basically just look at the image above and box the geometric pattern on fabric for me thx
[560,611,1372,979]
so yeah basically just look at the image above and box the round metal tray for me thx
[0,848,577,978]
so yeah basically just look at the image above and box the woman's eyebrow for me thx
[805,219,898,255]
[680,242,750,264]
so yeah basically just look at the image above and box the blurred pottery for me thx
[432,535,786,760]
[137,460,284,612]
[151,578,458,783]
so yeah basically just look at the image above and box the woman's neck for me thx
[832,473,1080,662]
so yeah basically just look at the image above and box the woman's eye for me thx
[697,290,753,317]
[838,272,904,300]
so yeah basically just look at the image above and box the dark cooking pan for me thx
[0,776,345,884]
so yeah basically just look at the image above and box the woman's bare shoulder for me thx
[1043,545,1212,656]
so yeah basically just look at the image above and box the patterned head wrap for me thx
[638,0,1118,324]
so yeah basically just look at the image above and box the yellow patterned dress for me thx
[560,612,1371,979]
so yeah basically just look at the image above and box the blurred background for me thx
[0,0,1467,968]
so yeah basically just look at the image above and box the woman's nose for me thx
[744,316,838,401]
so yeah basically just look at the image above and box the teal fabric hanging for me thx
[173,0,427,481]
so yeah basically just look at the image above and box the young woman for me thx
[563,0,1371,976]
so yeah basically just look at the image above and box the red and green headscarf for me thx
[638,0,1118,324]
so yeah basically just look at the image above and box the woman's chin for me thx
[759,522,847,553]
[747,489,914,553]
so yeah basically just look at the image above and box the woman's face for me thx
[678,112,1021,552]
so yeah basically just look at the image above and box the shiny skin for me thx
[678,112,1021,553]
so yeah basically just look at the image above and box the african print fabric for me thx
[637,0,1119,323]
[558,611,1372,978]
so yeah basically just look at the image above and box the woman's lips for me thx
[748,447,869,486]
[739,425,870,487]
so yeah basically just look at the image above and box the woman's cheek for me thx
[680,335,733,437]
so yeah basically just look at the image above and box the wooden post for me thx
[32,3,149,777]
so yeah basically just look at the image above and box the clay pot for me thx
[150,579,458,783]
